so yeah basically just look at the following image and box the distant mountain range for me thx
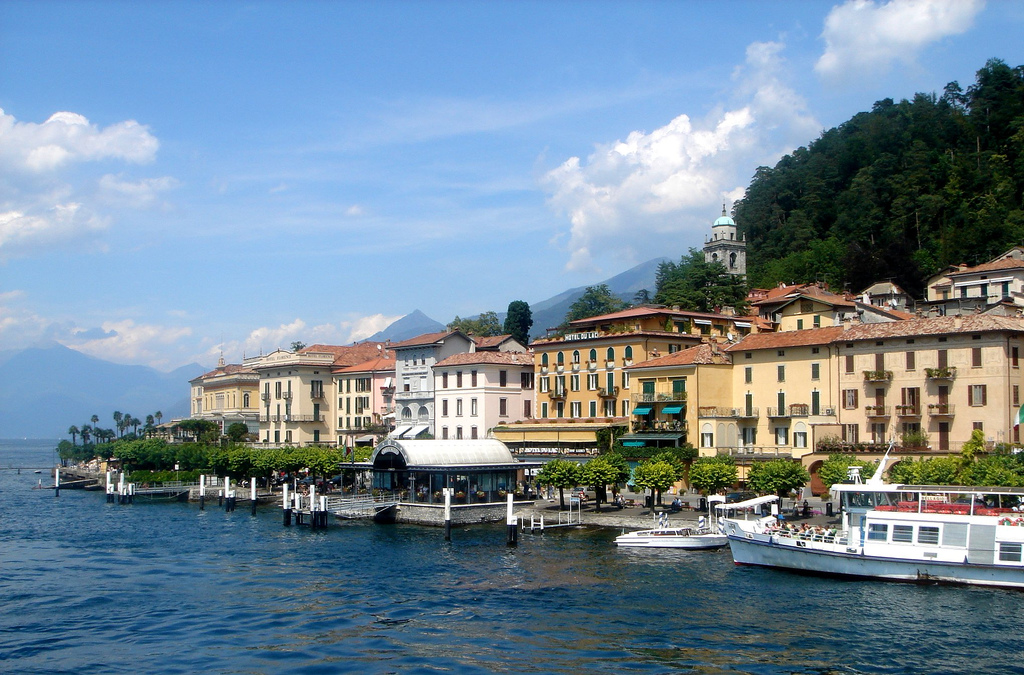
[0,343,204,439]
[1,257,665,439]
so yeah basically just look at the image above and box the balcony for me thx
[571,362,580,372]
[925,366,957,380]
[863,370,893,383]
[699,406,742,418]
[864,405,890,418]
[632,390,687,403]
[717,446,793,460]
[606,360,615,369]
[895,404,921,417]
[586,360,597,372]
[285,414,326,423]
[548,390,567,401]
[738,407,759,419]
[282,391,293,400]
[598,386,620,399]
[927,403,955,417]
[539,365,549,375]
[260,392,270,401]
[788,404,809,417]
[395,390,431,401]
[310,388,326,399]
[767,407,791,418]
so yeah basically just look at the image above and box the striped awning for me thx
[661,405,683,414]
[632,406,652,415]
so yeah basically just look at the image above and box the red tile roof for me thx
[726,326,846,352]
[300,342,391,366]
[567,305,747,326]
[388,330,465,349]
[192,363,257,382]
[435,351,534,368]
[949,257,1024,276]
[333,355,397,374]
[626,343,731,369]
[474,334,516,350]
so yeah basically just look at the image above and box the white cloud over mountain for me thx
[815,0,984,80]
[542,40,820,273]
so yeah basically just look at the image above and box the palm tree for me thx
[68,425,79,446]
[80,424,92,446]
[131,416,141,436]
[155,410,163,426]
[145,414,155,437]
[113,411,123,438]
[91,414,99,427]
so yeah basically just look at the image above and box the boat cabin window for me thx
[892,525,913,543]
[999,542,1022,563]
[917,526,940,546]
[843,491,897,509]
[867,523,888,541]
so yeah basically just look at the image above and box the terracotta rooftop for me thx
[299,342,391,367]
[626,342,731,369]
[751,283,855,309]
[839,314,1024,341]
[389,330,466,349]
[474,334,516,350]
[435,351,534,368]
[333,355,397,374]
[949,257,1024,276]
[567,305,746,327]
[727,326,846,352]
[193,363,257,381]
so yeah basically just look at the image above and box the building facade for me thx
[188,357,261,434]
[334,354,397,449]
[433,350,534,440]
[703,206,746,277]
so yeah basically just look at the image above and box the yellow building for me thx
[188,356,260,434]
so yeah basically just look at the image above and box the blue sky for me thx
[2,0,1022,370]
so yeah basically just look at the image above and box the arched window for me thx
[572,350,580,363]
[418,405,429,421]
[589,348,597,361]
[557,352,564,365]
[243,393,250,408]
[402,407,413,421]
[541,353,549,366]
[606,347,615,361]
[624,346,633,360]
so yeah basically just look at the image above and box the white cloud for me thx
[345,204,365,217]
[97,174,179,209]
[0,108,159,173]
[815,0,985,80]
[542,41,820,272]
[66,319,193,367]
[0,202,109,257]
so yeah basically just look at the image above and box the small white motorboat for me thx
[614,525,728,549]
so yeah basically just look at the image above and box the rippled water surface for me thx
[2,440,1021,674]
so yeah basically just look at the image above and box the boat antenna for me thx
[866,437,896,486]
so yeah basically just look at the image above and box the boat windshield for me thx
[841,491,899,509]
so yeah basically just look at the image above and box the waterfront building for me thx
[702,205,746,277]
[188,356,261,434]
[433,350,534,441]
[389,330,477,439]
[334,352,397,450]
[621,342,732,451]
[255,342,387,446]
[923,247,1024,316]
[369,438,541,524]
[750,282,907,332]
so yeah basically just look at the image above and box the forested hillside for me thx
[735,59,1024,297]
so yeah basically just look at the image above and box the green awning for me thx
[632,406,652,415]
[661,405,683,414]
[622,441,646,447]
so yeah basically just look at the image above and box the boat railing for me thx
[772,528,844,545]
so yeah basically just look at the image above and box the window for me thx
[470,398,477,416]
[937,349,948,368]
[777,365,785,382]
[775,426,789,446]
[243,393,250,408]
[621,371,629,389]
[499,370,507,387]
[1015,385,1020,407]
[541,353,549,366]
[917,526,939,546]
[539,377,550,393]
[777,350,785,357]
[624,346,633,360]
[843,424,859,443]
[845,354,854,373]
[607,347,614,361]
[521,372,534,390]
[875,353,884,371]
[456,399,463,416]
[811,390,820,416]
[793,429,807,448]
[456,371,463,387]
[588,373,598,390]
[604,399,615,416]
[892,525,914,543]
[556,375,566,395]
[456,426,463,440]
[571,374,580,391]
[557,352,564,365]
[811,363,820,380]
[1014,346,1020,368]
[906,351,915,370]
[867,524,888,541]
[589,349,597,361]
[571,401,581,418]
[813,315,821,328]
[524,400,532,418]
[471,426,478,439]
[777,391,786,411]
[972,347,982,367]
[843,389,858,409]
[589,401,597,417]
[442,372,448,388]
[701,424,714,448]
[969,384,988,406]
[541,402,547,418]
[572,350,580,364]
[499,398,508,416]
[621,400,629,416]
[797,319,804,330]
[471,370,477,387]
[999,542,1023,562]
[441,427,448,439]
[557,402,565,418]
[745,367,752,384]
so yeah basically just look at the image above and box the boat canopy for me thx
[714,495,778,511]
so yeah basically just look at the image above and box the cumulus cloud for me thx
[543,41,819,272]
[210,314,403,363]
[0,202,109,257]
[815,0,984,80]
[66,319,192,367]
[97,174,179,209]
[0,108,159,173]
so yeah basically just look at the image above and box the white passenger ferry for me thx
[720,457,1024,588]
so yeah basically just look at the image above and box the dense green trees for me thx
[448,311,502,337]
[580,456,627,511]
[687,456,738,495]
[535,458,583,509]
[735,59,1024,295]
[746,459,810,498]
[503,300,533,345]
[653,249,748,313]
[562,284,627,326]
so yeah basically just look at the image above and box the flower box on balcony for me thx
[863,370,893,382]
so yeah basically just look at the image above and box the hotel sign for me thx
[564,331,599,341]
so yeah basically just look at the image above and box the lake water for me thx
[1,439,1020,674]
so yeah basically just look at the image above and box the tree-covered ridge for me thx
[736,59,1024,296]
